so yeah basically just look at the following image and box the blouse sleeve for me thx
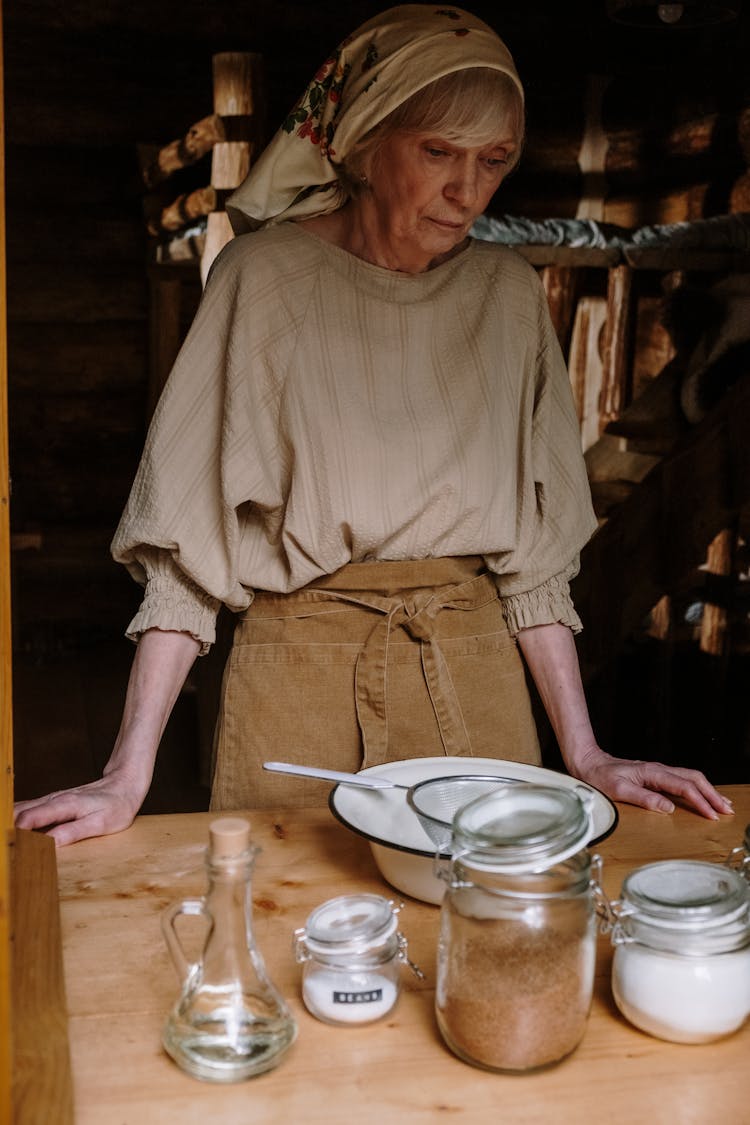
[110,237,286,652]
[484,274,598,635]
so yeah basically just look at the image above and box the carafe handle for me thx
[161,897,207,985]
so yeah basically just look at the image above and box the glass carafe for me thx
[162,817,297,1082]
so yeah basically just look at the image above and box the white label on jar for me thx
[333,989,383,1004]
[303,971,398,1024]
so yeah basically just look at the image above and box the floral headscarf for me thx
[226,4,523,233]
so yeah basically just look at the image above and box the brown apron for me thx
[210,556,541,810]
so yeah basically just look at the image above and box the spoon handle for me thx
[262,761,404,790]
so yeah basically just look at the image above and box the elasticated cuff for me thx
[499,571,583,637]
[124,576,221,655]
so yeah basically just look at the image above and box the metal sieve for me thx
[406,775,519,850]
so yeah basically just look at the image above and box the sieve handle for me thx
[262,761,406,790]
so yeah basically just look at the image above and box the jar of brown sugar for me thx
[435,784,607,1074]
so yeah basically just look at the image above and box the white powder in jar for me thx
[302,969,399,1025]
[612,943,750,1043]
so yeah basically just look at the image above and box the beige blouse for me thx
[112,223,598,653]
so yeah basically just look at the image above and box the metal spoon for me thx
[262,761,409,790]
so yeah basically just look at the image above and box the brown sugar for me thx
[435,900,595,1072]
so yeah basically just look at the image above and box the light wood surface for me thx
[57,788,750,1125]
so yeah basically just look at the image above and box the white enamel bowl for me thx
[329,756,618,905]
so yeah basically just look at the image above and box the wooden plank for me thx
[7,264,147,323]
[514,245,621,268]
[11,830,74,1125]
[9,322,148,392]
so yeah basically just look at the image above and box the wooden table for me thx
[56,787,750,1124]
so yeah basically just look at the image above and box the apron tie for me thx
[301,573,497,766]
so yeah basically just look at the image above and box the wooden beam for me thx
[11,830,74,1125]
[202,52,263,284]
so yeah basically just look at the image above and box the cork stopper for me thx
[209,816,252,859]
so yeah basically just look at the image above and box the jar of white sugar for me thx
[293,894,417,1026]
[611,860,750,1044]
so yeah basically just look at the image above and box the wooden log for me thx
[140,114,257,188]
[141,114,226,187]
[646,594,672,641]
[540,265,582,353]
[201,52,262,284]
[699,527,734,656]
[600,264,635,431]
[149,185,217,235]
[568,296,607,452]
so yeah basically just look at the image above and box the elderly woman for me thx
[15,4,730,844]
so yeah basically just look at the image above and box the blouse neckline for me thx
[284,220,478,302]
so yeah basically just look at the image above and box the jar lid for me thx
[302,894,398,956]
[450,784,593,873]
[621,860,750,930]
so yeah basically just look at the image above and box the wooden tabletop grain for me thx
[55,785,750,1125]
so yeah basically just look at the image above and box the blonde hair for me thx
[339,68,525,196]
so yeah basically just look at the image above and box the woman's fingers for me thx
[13,780,139,844]
[579,753,733,821]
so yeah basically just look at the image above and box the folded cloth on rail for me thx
[471,212,750,253]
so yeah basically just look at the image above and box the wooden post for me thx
[147,268,184,419]
[0,0,15,1115]
[201,52,263,285]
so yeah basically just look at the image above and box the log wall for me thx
[4,1,750,778]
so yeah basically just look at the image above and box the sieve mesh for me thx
[406,775,517,849]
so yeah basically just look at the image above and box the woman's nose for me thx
[445,161,479,206]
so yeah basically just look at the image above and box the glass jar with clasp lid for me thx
[435,783,609,1073]
[293,893,423,1026]
[610,859,750,1044]
[725,823,750,882]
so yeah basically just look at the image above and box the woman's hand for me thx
[14,627,201,847]
[516,621,733,821]
[14,765,148,847]
[568,745,733,820]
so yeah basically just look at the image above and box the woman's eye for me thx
[485,157,508,169]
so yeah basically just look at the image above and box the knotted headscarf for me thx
[226,4,523,233]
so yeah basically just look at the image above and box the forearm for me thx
[103,627,202,801]
[515,621,597,775]
[515,620,731,819]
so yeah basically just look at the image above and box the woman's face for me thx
[362,128,517,271]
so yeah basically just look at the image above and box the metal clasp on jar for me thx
[589,853,617,934]
[725,844,750,879]
[389,901,426,980]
